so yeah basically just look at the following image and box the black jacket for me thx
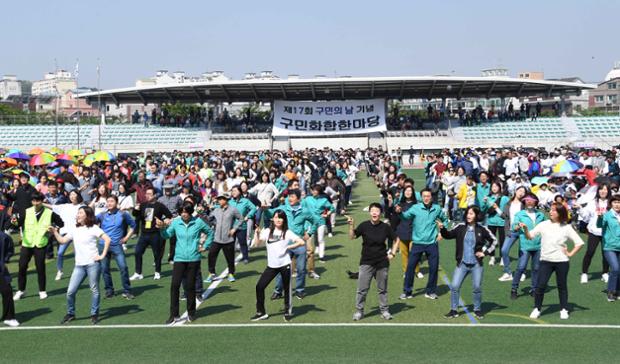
[440,223,497,265]
[0,231,14,283]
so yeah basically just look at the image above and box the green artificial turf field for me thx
[1,169,619,363]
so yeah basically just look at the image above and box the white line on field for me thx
[3,322,620,331]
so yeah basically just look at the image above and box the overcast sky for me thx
[2,0,618,89]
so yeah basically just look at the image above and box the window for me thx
[594,95,604,103]
[608,83,617,89]
[608,95,618,104]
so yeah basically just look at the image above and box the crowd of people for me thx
[0,143,619,327]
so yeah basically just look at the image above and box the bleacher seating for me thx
[457,118,569,141]
[573,117,620,138]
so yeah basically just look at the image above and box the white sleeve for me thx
[259,229,270,241]
[566,225,585,247]
[529,222,544,238]
[285,230,301,243]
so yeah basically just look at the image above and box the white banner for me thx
[272,99,386,136]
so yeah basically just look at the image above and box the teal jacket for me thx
[161,216,214,262]
[302,195,334,225]
[512,209,546,251]
[400,203,448,245]
[266,200,320,237]
[483,195,509,227]
[229,197,257,230]
[275,177,288,192]
[598,211,620,251]
[475,183,491,208]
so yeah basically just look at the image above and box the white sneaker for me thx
[328,233,333,238]
[520,273,526,282]
[580,273,588,284]
[309,271,320,280]
[39,291,48,300]
[529,308,541,319]
[129,273,144,281]
[291,272,297,278]
[348,201,353,206]
[560,309,569,320]
[154,272,161,280]
[488,257,496,266]
[55,271,63,281]
[122,245,128,252]
[498,273,513,282]
[3,319,20,327]
[602,273,609,283]
[416,272,424,279]
[499,259,504,267]
[13,291,25,301]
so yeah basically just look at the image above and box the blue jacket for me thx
[229,197,257,231]
[302,194,334,225]
[161,216,214,262]
[512,209,546,251]
[97,209,136,245]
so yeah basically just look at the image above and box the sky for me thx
[1,0,618,89]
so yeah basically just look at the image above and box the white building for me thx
[0,75,22,100]
[31,70,77,96]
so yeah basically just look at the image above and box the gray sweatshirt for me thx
[208,205,243,244]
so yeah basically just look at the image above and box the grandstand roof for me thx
[79,76,596,105]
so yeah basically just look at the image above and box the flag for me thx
[74,59,79,79]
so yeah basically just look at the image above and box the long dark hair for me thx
[268,210,289,241]
[77,206,96,227]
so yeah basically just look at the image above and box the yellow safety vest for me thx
[22,207,52,248]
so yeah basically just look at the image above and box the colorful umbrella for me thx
[28,147,45,155]
[83,154,97,167]
[50,166,75,175]
[0,148,6,155]
[7,151,30,160]
[530,176,549,185]
[49,147,64,155]
[552,160,583,174]
[92,150,115,162]
[30,153,56,166]
[55,154,76,165]
[67,149,84,157]
[0,157,18,167]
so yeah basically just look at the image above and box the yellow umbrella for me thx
[49,147,64,155]
[67,149,84,157]
[83,154,97,167]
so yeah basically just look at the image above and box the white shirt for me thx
[65,225,104,266]
[118,195,135,211]
[509,201,521,223]
[529,220,585,262]
[503,158,519,176]
[260,228,300,268]
[51,203,83,235]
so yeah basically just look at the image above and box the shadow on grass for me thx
[289,304,326,318]
[204,285,238,300]
[325,244,344,251]
[411,284,450,298]
[480,301,509,313]
[541,302,590,315]
[233,270,260,280]
[198,304,242,318]
[16,307,52,323]
[100,304,145,320]
[365,302,412,318]
[322,253,347,261]
[305,284,337,296]
[132,284,163,296]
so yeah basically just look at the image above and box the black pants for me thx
[488,226,505,257]
[167,235,177,262]
[0,273,16,321]
[208,242,235,275]
[18,246,47,292]
[581,234,609,274]
[535,260,569,310]
[45,235,57,258]
[256,265,291,315]
[135,232,163,274]
[170,261,200,318]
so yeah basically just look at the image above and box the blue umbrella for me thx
[6,151,30,160]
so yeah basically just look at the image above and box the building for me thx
[59,88,100,117]
[0,75,22,100]
[518,71,545,80]
[31,70,77,96]
[589,62,620,110]
[134,70,231,87]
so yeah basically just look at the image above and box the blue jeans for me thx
[403,243,439,295]
[512,250,540,291]
[56,241,71,272]
[235,229,249,261]
[66,262,101,316]
[604,250,620,293]
[100,244,131,295]
[275,246,306,294]
[450,262,483,311]
[501,231,520,274]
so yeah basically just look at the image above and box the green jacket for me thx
[229,197,257,230]
[161,216,214,262]
[483,195,509,227]
[22,207,52,248]
[598,211,620,251]
[400,203,448,245]
[475,183,491,208]
[512,209,546,251]
[302,195,334,225]
[266,200,320,237]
